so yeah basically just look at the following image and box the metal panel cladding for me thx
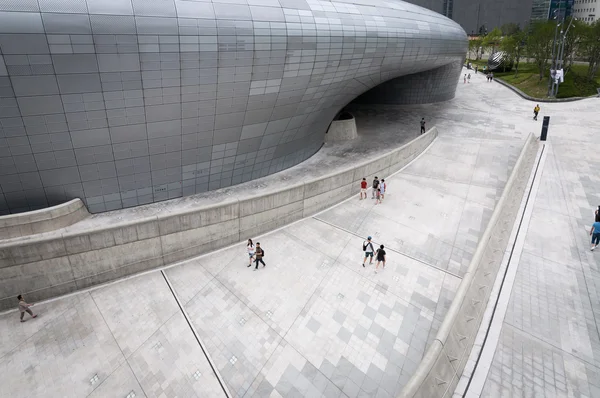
[0,0,467,214]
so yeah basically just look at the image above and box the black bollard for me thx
[540,116,550,141]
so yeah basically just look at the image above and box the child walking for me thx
[18,295,37,322]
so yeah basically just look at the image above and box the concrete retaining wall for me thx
[0,199,89,240]
[325,116,358,142]
[399,132,539,398]
[0,128,437,312]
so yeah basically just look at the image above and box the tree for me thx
[561,18,584,75]
[579,21,600,81]
[501,23,520,36]
[500,35,518,72]
[512,30,528,76]
[526,21,556,80]
[482,27,503,57]
[468,39,479,62]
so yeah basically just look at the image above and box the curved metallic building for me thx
[0,0,466,214]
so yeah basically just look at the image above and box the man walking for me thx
[420,118,426,135]
[371,176,379,199]
[533,104,540,121]
[362,236,375,267]
[360,177,367,200]
[254,242,266,270]
[18,295,37,322]
[467,73,471,83]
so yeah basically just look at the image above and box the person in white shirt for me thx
[246,239,255,267]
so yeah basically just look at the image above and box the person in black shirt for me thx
[374,245,386,273]
[254,242,266,270]
[371,177,379,199]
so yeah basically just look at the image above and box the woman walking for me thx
[246,238,255,267]
[374,245,386,273]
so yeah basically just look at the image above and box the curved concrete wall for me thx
[325,115,357,142]
[399,133,539,398]
[0,198,88,239]
[0,0,466,215]
[0,127,437,311]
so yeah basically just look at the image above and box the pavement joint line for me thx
[160,270,231,398]
[312,216,462,280]
[88,293,151,398]
[462,142,546,397]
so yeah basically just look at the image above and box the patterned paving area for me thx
[0,74,530,397]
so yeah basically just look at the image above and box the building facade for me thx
[573,0,598,23]
[0,0,467,214]
[406,0,535,34]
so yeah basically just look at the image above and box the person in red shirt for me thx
[360,178,368,200]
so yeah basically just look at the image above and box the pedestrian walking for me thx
[17,295,37,323]
[475,65,478,74]
[246,238,255,267]
[254,242,266,269]
[374,245,386,273]
[533,104,540,121]
[467,73,471,83]
[590,217,600,251]
[379,179,386,202]
[420,118,426,135]
[360,177,368,200]
[362,236,375,267]
[375,185,381,204]
[594,205,600,219]
[463,74,467,84]
[371,176,380,199]
[490,72,494,81]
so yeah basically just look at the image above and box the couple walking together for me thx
[362,236,386,273]
[246,239,266,270]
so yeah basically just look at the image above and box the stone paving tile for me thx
[246,341,346,398]
[504,250,600,369]
[284,264,435,395]
[332,235,455,318]
[0,294,125,398]
[90,272,179,358]
[481,324,600,398]
[184,278,282,397]
[87,362,146,398]
[213,224,337,334]
[127,312,225,397]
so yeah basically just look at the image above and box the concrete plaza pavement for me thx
[460,84,600,397]
[0,72,558,398]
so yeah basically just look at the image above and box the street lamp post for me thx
[553,16,577,97]
[548,7,561,97]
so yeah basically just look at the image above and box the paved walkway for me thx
[463,84,600,397]
[0,73,552,398]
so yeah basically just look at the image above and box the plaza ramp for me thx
[0,107,528,397]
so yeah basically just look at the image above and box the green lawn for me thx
[466,59,600,99]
